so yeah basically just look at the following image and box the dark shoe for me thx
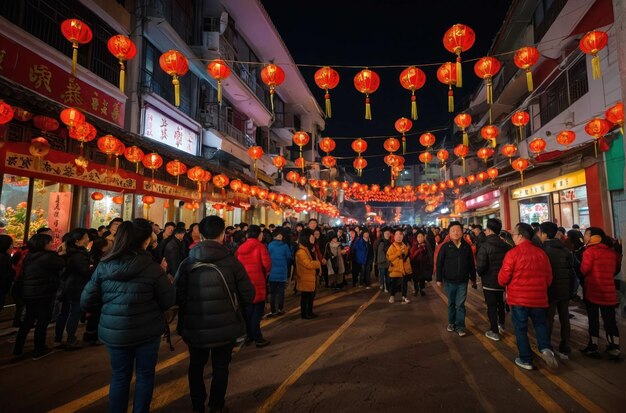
[420,289,426,296]
[255,338,270,348]
[244,337,254,345]
[580,344,602,359]
[209,406,228,413]
[65,338,81,351]
[307,313,318,318]
[277,309,285,315]
[32,347,54,360]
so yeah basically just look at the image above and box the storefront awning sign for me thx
[511,170,586,199]
[465,189,500,210]
[142,106,199,156]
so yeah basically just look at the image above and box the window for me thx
[89,190,122,230]
[533,0,569,43]
[538,56,588,128]
[518,196,550,224]
[0,175,30,245]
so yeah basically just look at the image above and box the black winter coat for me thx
[80,250,175,347]
[61,246,93,301]
[21,251,65,300]
[436,240,476,284]
[476,234,512,290]
[164,237,187,276]
[175,240,255,348]
[543,239,576,303]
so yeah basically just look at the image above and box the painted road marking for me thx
[256,290,381,413]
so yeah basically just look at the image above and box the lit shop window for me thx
[89,190,122,230]
[32,179,72,246]
[0,174,30,245]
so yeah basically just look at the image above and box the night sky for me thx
[261,0,510,184]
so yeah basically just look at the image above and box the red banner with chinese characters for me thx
[48,192,71,248]
[0,33,125,127]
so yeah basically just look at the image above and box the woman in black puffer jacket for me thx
[12,234,65,359]
[54,228,93,348]
[81,218,175,413]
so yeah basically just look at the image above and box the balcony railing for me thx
[218,36,268,106]
[537,56,587,128]
[201,103,256,149]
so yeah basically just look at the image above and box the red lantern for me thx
[474,57,501,105]
[60,108,85,128]
[501,143,517,164]
[143,195,156,205]
[436,149,449,164]
[212,174,229,190]
[12,107,33,122]
[476,171,488,182]
[91,192,104,201]
[419,152,433,164]
[454,143,469,172]
[61,19,92,76]
[314,66,340,118]
[353,157,367,177]
[293,131,310,164]
[296,176,307,187]
[166,160,187,186]
[399,66,426,120]
[443,24,475,88]
[512,158,530,183]
[487,167,499,180]
[286,171,300,184]
[579,30,609,79]
[318,137,336,154]
[207,59,231,105]
[322,155,336,168]
[585,118,612,157]
[351,138,368,155]
[124,146,144,173]
[477,147,494,163]
[272,155,287,172]
[395,117,413,153]
[514,47,540,92]
[230,179,243,192]
[528,137,546,156]
[384,137,401,153]
[0,102,14,124]
[142,152,163,182]
[29,137,50,159]
[97,135,120,156]
[261,64,286,113]
[454,113,472,146]
[159,50,189,107]
[437,62,457,112]
[69,122,97,147]
[187,166,206,192]
[354,69,380,120]
[481,125,499,148]
[606,102,624,134]
[456,176,467,187]
[33,116,59,132]
[511,110,530,142]
[556,130,576,148]
[419,132,436,149]
[247,145,264,171]
[112,195,124,205]
[294,157,306,171]
[467,174,476,185]
[107,35,137,92]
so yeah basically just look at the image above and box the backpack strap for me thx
[190,262,239,313]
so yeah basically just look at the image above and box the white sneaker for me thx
[384,288,389,293]
[554,350,569,360]
[365,286,371,290]
[485,331,500,341]
[402,297,410,304]
[389,296,395,304]
[541,349,558,369]
[498,324,505,334]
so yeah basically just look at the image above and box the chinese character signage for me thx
[0,33,125,127]
[48,192,71,248]
[511,170,586,200]
[142,106,199,155]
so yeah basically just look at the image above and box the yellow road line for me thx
[432,286,565,413]
[256,290,381,413]
[463,290,606,413]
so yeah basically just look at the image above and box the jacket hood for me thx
[98,251,156,281]
[188,240,231,263]
[237,238,263,255]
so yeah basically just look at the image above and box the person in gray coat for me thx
[81,218,175,413]
[175,215,255,413]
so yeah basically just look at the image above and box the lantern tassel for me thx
[176,175,180,187]
[365,96,372,120]
[325,92,332,118]
[135,163,139,173]
[526,70,533,92]
[491,138,497,149]
[71,42,78,76]
[486,78,493,105]
[270,89,275,113]
[592,55,602,80]
[115,157,119,174]
[411,94,418,120]
[462,130,469,147]
[217,80,223,105]
[119,61,126,93]
[173,75,180,107]
[594,140,598,158]
[520,171,524,184]
[456,54,463,88]
[402,136,406,154]
[448,87,454,113]
[462,157,466,174]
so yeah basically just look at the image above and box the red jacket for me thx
[580,243,618,306]
[236,238,272,303]
[498,240,552,308]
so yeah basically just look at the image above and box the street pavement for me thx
[0,282,624,412]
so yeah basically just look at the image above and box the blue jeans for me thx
[245,302,265,341]
[378,267,390,290]
[55,299,82,342]
[511,306,552,364]
[107,338,161,413]
[444,282,467,329]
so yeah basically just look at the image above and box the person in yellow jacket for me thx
[296,228,321,319]
[386,229,413,304]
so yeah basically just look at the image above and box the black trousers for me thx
[188,343,234,412]
[300,291,315,317]
[411,275,426,291]
[585,300,620,346]
[483,290,505,333]
[13,298,53,354]
[351,263,361,286]
[390,276,409,297]
[547,299,571,353]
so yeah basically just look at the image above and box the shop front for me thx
[462,189,501,228]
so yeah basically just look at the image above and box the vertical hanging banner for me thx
[48,192,72,248]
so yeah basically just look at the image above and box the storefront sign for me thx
[142,106,198,155]
[256,169,275,186]
[143,180,201,200]
[511,170,586,200]
[48,192,71,247]
[465,190,500,210]
[0,33,125,127]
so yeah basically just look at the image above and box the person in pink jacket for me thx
[236,225,272,348]
[498,223,557,371]
[580,227,621,359]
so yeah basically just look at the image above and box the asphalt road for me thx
[0,281,624,412]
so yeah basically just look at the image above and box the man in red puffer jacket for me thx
[498,223,557,371]
[579,227,621,359]
[236,225,272,348]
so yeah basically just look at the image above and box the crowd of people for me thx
[0,215,623,413]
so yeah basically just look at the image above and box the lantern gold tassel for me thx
[217,80,223,105]
[526,70,533,92]
[486,78,493,105]
[365,96,372,120]
[325,92,332,118]
[115,157,119,174]
[462,157,466,174]
[594,140,598,158]
[173,75,180,107]
[462,131,469,147]
[411,94,418,120]
[270,89,275,113]
[456,55,462,88]
[592,54,602,79]
[71,42,78,76]
[119,61,125,92]
[491,138,497,149]
[448,87,454,113]
[402,136,406,154]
